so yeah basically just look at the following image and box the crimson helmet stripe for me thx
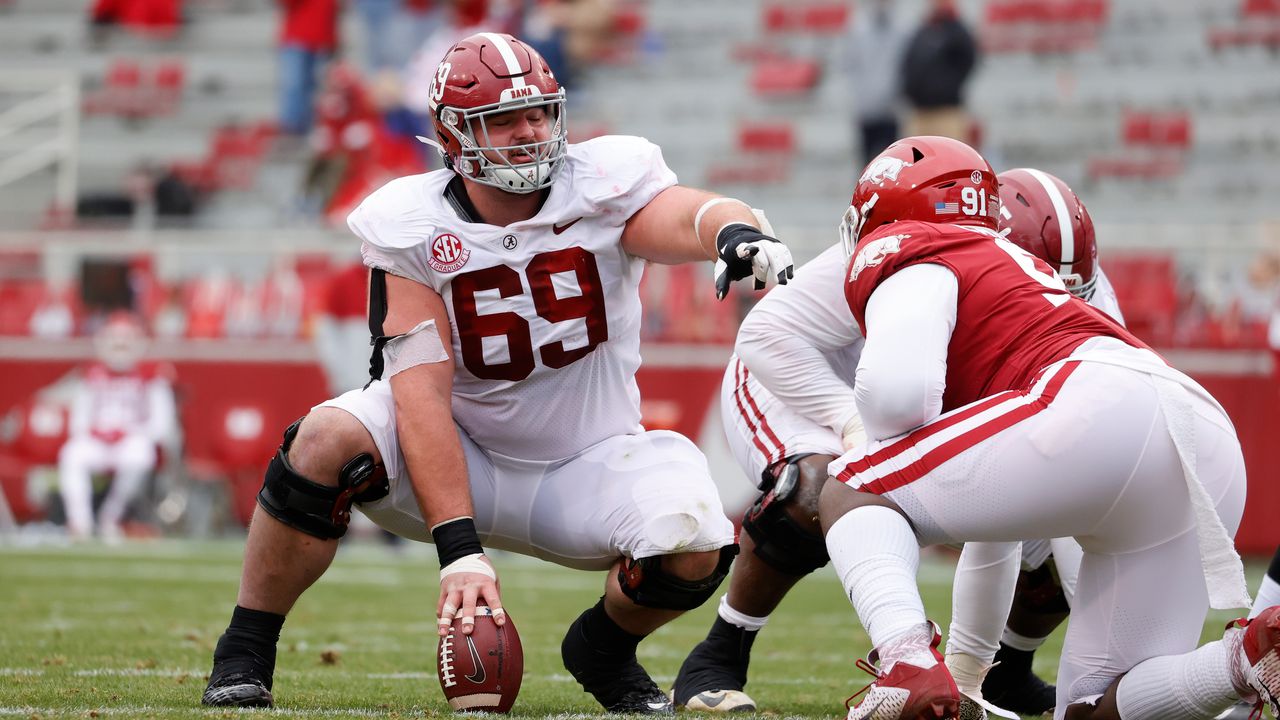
[1023,168,1074,275]
[479,32,528,90]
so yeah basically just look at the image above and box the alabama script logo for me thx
[849,234,908,281]
[429,233,471,273]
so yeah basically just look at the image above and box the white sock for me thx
[1116,631,1245,720]
[1250,575,1280,620]
[827,506,929,668]
[717,594,769,632]
[1001,627,1048,652]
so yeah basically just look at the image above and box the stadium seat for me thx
[751,57,821,95]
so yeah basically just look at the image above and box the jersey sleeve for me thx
[347,177,435,286]
[736,245,864,434]
[1088,265,1126,326]
[854,263,956,440]
[573,135,679,221]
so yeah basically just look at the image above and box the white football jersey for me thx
[1090,264,1125,326]
[350,136,677,461]
[730,243,865,435]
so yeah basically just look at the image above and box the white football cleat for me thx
[680,689,757,713]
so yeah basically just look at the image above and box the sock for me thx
[1001,627,1049,652]
[717,594,769,632]
[578,597,643,660]
[827,506,929,669]
[212,606,285,687]
[1115,633,1243,720]
[1249,547,1280,619]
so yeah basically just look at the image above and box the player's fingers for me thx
[459,585,479,635]
[482,582,506,626]
[438,591,461,636]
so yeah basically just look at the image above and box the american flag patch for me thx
[934,201,959,214]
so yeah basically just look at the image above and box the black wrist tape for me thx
[432,517,484,568]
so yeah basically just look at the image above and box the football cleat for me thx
[562,614,673,714]
[681,689,757,713]
[673,617,758,712]
[845,624,960,720]
[1233,605,1280,718]
[202,631,276,708]
[980,644,1055,716]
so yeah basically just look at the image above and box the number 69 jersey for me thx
[844,220,1148,412]
[349,135,676,461]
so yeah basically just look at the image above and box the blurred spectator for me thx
[1249,244,1280,361]
[89,0,182,40]
[278,0,339,136]
[57,313,178,541]
[842,0,909,168]
[901,0,977,142]
[523,0,616,91]
[75,163,199,226]
[353,0,444,71]
[302,63,426,224]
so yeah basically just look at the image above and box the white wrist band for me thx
[440,552,495,581]
[694,197,750,249]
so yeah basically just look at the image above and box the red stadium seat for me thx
[751,58,821,95]
[738,122,795,154]
[1244,0,1280,17]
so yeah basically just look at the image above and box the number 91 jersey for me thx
[844,220,1148,411]
[350,135,677,461]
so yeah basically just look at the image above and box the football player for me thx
[949,167,1127,715]
[201,33,794,714]
[57,312,177,542]
[825,135,1274,720]
[673,169,1122,717]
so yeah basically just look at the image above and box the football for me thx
[437,606,523,713]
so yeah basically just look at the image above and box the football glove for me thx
[713,222,795,301]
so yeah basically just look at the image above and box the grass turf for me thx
[0,538,1261,719]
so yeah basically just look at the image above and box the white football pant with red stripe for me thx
[828,339,1247,719]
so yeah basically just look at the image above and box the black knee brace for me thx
[742,458,829,576]
[256,418,390,540]
[617,544,738,611]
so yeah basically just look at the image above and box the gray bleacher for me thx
[0,0,1276,258]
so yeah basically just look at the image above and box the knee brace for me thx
[617,544,738,611]
[741,457,829,576]
[256,417,390,540]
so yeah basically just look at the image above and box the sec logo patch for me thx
[429,233,471,273]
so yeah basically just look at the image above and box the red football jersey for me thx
[844,220,1148,411]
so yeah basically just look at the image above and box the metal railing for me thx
[0,70,80,213]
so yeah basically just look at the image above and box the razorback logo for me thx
[859,156,911,187]
[849,234,908,281]
[429,233,471,273]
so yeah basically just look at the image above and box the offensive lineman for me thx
[673,168,1124,717]
[201,33,794,714]
[824,136,1276,720]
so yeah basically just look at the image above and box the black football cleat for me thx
[202,633,276,708]
[673,617,758,712]
[562,615,673,714]
[981,644,1055,716]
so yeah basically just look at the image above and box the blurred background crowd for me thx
[0,0,1277,550]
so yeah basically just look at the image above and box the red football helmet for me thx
[427,32,566,193]
[997,168,1098,300]
[840,136,999,258]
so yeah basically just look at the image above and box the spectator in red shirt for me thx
[278,0,339,135]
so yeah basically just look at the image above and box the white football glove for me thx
[712,211,795,300]
[841,413,867,452]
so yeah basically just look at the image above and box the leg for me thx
[278,44,309,135]
[529,430,736,714]
[203,406,383,707]
[674,454,834,711]
[96,434,157,539]
[981,557,1071,715]
[821,481,959,720]
[57,436,102,539]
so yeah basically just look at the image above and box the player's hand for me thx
[437,553,505,636]
[713,223,795,301]
[841,413,867,452]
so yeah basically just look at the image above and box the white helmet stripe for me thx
[1024,168,1073,275]
[480,32,527,90]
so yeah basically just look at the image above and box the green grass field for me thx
[0,539,1261,719]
